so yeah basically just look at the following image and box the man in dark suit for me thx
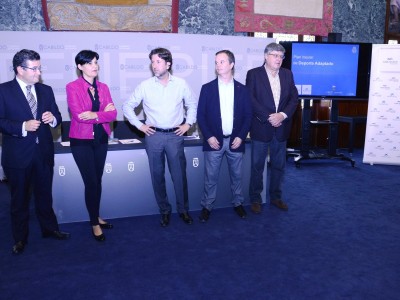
[0,49,70,254]
[246,43,298,214]
[197,50,252,222]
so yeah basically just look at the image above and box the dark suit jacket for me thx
[197,78,252,152]
[246,65,298,142]
[0,78,62,169]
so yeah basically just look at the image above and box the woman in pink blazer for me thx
[66,50,117,241]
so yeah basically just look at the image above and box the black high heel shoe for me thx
[92,232,106,242]
[92,226,106,242]
[99,222,113,229]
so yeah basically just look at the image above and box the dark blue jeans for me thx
[249,137,287,203]
[201,137,245,210]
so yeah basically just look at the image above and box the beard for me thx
[154,69,168,79]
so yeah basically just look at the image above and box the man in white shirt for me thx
[122,47,197,227]
[196,50,252,222]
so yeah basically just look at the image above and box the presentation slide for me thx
[291,43,360,97]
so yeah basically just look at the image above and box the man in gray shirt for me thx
[122,47,197,227]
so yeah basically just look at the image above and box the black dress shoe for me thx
[160,213,170,227]
[12,241,26,255]
[234,205,247,219]
[99,222,114,229]
[199,208,211,223]
[42,230,71,240]
[179,212,193,225]
[93,232,106,242]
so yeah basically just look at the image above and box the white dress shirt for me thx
[218,78,234,135]
[122,73,197,129]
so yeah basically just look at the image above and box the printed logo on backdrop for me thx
[386,107,396,113]
[175,64,198,71]
[391,146,400,152]
[383,138,393,144]
[95,44,130,51]
[370,107,380,113]
[59,166,66,176]
[235,65,244,72]
[365,151,376,158]
[120,64,145,71]
[128,162,135,172]
[192,158,199,168]
[95,44,119,50]
[202,46,221,53]
[39,44,65,51]
[109,86,120,92]
[372,77,383,82]
[392,131,400,136]
[0,45,20,52]
[383,57,399,66]
[371,92,382,97]
[378,100,388,106]
[52,87,66,94]
[246,48,264,54]
[65,65,75,72]
[105,163,112,174]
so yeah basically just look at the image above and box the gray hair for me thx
[264,43,285,54]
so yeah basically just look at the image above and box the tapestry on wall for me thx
[234,0,333,36]
[42,0,178,32]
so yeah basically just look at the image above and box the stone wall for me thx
[0,0,387,43]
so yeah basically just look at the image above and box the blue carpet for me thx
[0,149,399,299]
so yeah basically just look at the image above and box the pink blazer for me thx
[66,77,117,139]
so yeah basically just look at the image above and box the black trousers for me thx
[71,142,108,226]
[4,145,59,242]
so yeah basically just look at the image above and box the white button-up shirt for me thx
[123,73,197,129]
[218,78,234,135]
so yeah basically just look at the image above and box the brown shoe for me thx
[251,202,262,214]
[271,199,288,211]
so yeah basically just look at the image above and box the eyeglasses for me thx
[21,65,42,72]
[268,53,285,60]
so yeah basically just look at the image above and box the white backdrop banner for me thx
[0,31,273,121]
[363,44,400,166]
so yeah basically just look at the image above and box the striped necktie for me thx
[26,85,37,119]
